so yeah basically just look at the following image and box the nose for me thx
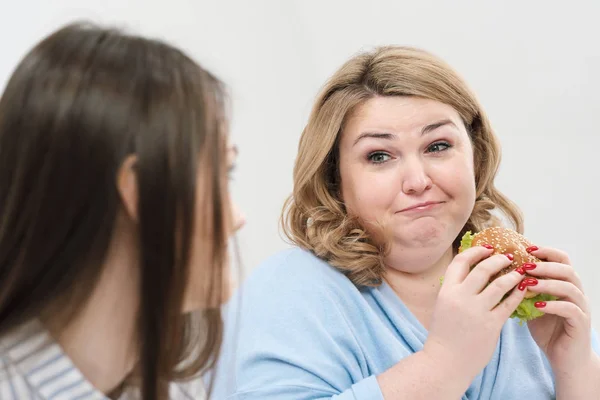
[401,158,433,195]
[231,202,246,233]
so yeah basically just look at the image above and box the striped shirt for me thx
[0,319,206,400]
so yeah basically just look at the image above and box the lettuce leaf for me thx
[459,230,475,253]
[511,293,557,325]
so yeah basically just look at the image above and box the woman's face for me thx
[338,96,476,273]
[183,140,245,311]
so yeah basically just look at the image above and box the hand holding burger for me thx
[457,226,599,398]
[458,226,556,323]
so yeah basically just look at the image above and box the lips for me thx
[398,201,444,213]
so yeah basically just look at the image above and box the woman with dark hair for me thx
[0,22,244,399]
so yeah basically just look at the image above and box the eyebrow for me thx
[352,119,457,146]
[421,119,456,135]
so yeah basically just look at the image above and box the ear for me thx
[116,155,139,222]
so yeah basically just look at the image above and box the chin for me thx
[386,223,457,263]
[385,241,454,274]
[394,219,450,248]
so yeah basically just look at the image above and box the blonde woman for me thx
[215,47,600,399]
[0,23,244,399]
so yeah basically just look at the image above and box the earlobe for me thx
[117,155,139,222]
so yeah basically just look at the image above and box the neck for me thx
[43,218,139,394]
[384,247,454,329]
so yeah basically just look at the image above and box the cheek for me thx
[182,202,229,311]
[182,236,210,312]
[341,165,398,221]
[435,156,476,204]
[183,233,232,311]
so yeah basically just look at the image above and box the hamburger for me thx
[458,226,556,324]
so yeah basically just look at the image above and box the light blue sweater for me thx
[212,248,600,399]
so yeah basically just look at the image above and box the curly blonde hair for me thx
[281,46,523,287]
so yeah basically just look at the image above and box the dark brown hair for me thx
[0,22,229,399]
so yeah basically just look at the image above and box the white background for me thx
[1,1,598,331]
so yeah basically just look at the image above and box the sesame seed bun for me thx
[462,227,540,298]
[457,226,556,323]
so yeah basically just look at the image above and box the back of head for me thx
[282,46,522,286]
[0,22,228,399]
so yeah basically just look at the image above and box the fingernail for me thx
[534,301,546,308]
[505,253,514,261]
[518,282,527,291]
[522,263,537,271]
[515,267,526,275]
[524,278,538,286]
[482,244,494,250]
[526,246,539,253]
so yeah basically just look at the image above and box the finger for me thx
[443,245,494,286]
[526,279,589,315]
[521,261,584,291]
[480,270,526,309]
[533,300,590,332]
[462,253,515,293]
[492,283,528,321]
[527,246,571,265]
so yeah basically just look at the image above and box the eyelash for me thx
[367,141,452,164]
[426,141,451,153]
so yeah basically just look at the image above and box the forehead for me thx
[342,96,464,139]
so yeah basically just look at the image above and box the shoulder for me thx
[0,322,42,398]
[225,247,371,331]
[245,247,353,293]
[0,320,107,400]
[215,250,378,399]
[222,247,374,360]
[234,247,365,319]
[0,354,27,398]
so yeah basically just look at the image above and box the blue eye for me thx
[427,142,451,153]
[368,152,392,164]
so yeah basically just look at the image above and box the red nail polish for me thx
[505,253,514,261]
[515,267,526,275]
[518,282,527,291]
[522,263,537,271]
[525,278,538,286]
[526,246,539,253]
[482,244,494,250]
[534,301,546,308]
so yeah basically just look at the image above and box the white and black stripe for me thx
[0,320,206,399]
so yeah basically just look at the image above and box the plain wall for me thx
[1,0,598,330]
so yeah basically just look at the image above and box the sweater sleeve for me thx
[217,250,385,400]
[231,376,382,400]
